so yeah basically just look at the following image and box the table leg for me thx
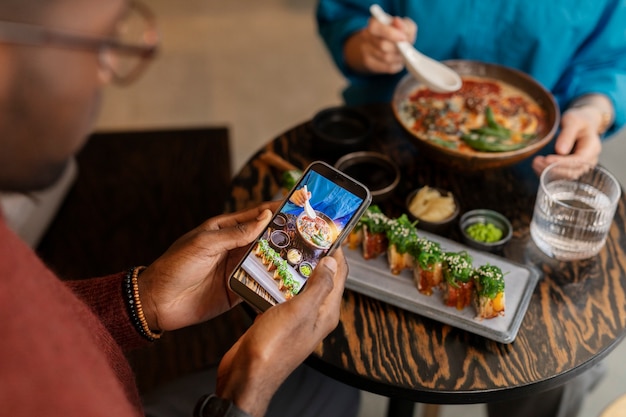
[421,404,440,417]
[386,398,415,417]
[386,400,441,417]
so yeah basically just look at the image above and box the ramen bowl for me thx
[296,211,338,250]
[392,60,559,171]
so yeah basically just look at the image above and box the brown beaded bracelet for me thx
[123,266,163,341]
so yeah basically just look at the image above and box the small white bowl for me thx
[405,186,460,234]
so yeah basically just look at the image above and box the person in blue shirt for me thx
[316,0,625,177]
[316,2,620,416]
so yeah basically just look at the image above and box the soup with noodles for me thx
[297,214,333,249]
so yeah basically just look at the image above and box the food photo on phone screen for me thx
[238,167,367,304]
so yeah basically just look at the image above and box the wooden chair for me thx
[37,127,252,394]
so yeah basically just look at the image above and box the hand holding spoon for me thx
[303,185,317,219]
[369,4,462,93]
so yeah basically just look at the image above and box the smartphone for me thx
[229,161,372,312]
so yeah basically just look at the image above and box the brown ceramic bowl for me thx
[392,60,559,171]
[296,211,338,250]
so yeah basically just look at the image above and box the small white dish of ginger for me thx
[406,186,460,234]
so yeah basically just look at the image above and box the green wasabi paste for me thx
[466,222,503,243]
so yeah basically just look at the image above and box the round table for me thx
[227,103,626,406]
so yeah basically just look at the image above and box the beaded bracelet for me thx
[123,266,163,341]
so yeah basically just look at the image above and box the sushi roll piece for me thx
[411,238,444,295]
[265,250,281,272]
[386,214,418,275]
[359,206,391,260]
[254,239,269,257]
[261,249,272,266]
[346,227,363,250]
[273,258,290,281]
[279,276,301,300]
[441,251,474,310]
[345,209,367,250]
[473,264,505,319]
[362,226,388,260]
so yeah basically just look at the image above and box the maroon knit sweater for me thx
[0,216,150,416]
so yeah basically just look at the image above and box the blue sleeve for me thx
[316,0,409,104]
[550,0,626,135]
[316,0,626,127]
[283,169,364,228]
[316,0,372,76]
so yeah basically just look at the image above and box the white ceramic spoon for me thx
[303,185,317,219]
[369,4,462,93]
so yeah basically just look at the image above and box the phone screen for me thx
[229,161,371,311]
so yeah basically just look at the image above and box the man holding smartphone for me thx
[0,1,359,416]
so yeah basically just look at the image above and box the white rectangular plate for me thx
[344,230,541,344]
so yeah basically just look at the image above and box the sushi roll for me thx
[254,239,269,257]
[261,248,273,266]
[411,237,444,295]
[265,250,281,272]
[441,251,474,310]
[345,210,366,250]
[279,276,301,300]
[473,264,505,319]
[346,227,363,250]
[273,258,290,281]
[359,206,390,260]
[386,214,418,275]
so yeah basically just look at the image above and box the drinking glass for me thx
[530,161,621,261]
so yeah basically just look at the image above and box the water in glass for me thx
[530,179,615,260]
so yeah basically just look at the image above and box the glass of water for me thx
[530,161,621,261]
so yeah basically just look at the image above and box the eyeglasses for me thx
[0,1,159,85]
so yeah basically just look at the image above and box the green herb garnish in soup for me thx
[466,222,503,243]
[298,215,332,248]
[461,106,536,152]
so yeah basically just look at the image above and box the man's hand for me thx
[137,202,279,332]
[215,251,349,417]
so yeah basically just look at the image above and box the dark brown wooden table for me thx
[227,103,626,409]
[37,127,253,394]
